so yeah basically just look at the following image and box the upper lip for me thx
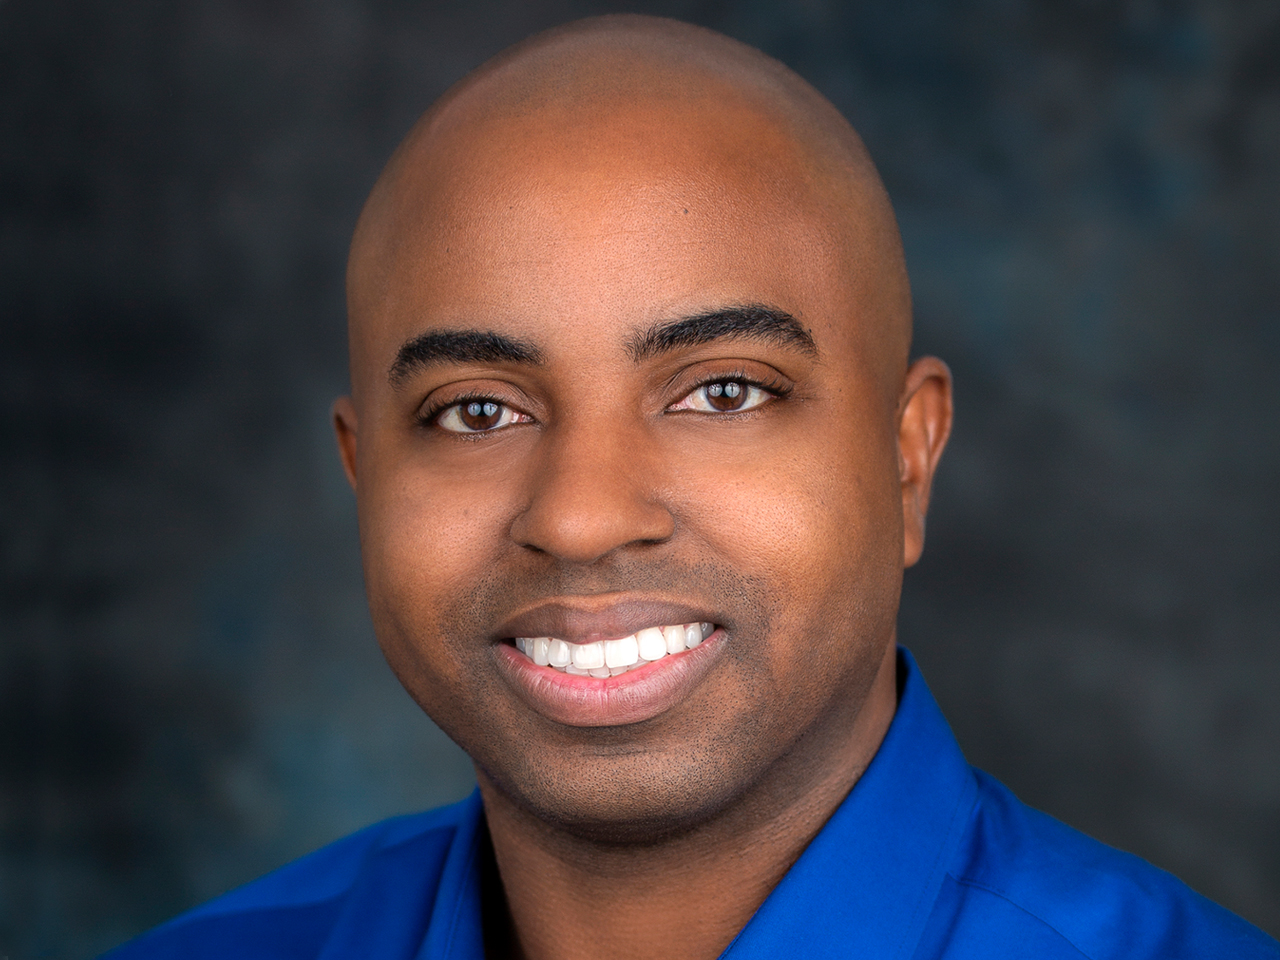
[493,596,719,646]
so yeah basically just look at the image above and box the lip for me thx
[494,628,724,727]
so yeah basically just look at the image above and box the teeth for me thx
[662,625,685,655]
[548,638,571,667]
[513,622,715,677]
[571,641,605,670]
[604,635,639,668]
[532,637,550,666]
[639,628,668,661]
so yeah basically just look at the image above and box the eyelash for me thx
[418,393,525,430]
[681,370,791,406]
[419,372,790,434]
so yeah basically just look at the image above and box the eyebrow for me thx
[388,304,816,384]
[628,304,818,362]
[388,329,544,384]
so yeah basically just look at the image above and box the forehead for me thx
[349,91,862,382]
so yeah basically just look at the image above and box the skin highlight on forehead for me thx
[345,14,912,408]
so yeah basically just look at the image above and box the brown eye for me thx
[461,400,502,429]
[436,399,528,433]
[670,379,771,414]
[704,381,747,411]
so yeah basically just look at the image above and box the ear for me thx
[332,396,359,490]
[897,357,953,568]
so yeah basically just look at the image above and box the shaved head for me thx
[347,14,912,409]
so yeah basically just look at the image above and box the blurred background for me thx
[2,0,1277,955]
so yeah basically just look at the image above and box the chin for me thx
[504,786,747,846]
[478,742,768,844]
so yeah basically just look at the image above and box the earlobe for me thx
[897,357,953,568]
[332,396,359,490]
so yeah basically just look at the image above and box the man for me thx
[107,14,1277,960]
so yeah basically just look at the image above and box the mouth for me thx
[511,622,715,678]
[491,600,726,726]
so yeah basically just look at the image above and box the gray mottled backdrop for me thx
[2,0,1277,956]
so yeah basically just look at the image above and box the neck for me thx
[478,642,900,960]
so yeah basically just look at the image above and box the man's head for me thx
[334,15,952,841]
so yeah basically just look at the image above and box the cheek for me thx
[665,410,903,681]
[358,446,516,670]
[672,422,899,592]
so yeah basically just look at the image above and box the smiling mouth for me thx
[512,622,715,678]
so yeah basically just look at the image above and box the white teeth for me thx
[663,625,685,655]
[637,627,668,661]
[514,623,715,676]
[548,639,571,667]
[532,637,550,666]
[572,641,606,670]
[604,635,639,668]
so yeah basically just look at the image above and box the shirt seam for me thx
[949,874,1095,959]
[375,822,457,857]
[188,820,458,924]
[892,774,978,959]
[439,819,483,958]
[131,893,345,948]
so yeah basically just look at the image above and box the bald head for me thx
[346,14,911,405]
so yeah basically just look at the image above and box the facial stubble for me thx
[381,552,889,845]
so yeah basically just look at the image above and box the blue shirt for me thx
[105,650,1278,959]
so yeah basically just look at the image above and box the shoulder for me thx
[921,770,1278,960]
[101,797,476,959]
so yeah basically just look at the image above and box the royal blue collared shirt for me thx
[106,650,1278,959]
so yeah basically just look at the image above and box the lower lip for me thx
[494,630,724,727]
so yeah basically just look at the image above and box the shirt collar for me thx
[417,648,976,960]
[417,790,486,960]
[721,648,977,959]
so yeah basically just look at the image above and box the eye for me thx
[669,379,773,414]
[434,398,531,433]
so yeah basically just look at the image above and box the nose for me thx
[509,419,676,564]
